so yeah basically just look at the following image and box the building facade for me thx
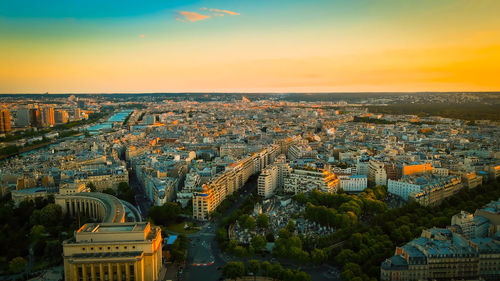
[63,222,162,281]
[284,168,339,194]
[192,145,279,220]
[0,109,11,133]
[339,175,368,192]
[368,161,387,186]
[388,175,463,206]
[258,164,279,198]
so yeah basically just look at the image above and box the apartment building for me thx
[368,160,387,186]
[284,168,339,194]
[339,175,368,192]
[192,146,277,220]
[258,164,279,198]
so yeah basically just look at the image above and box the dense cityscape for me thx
[0,92,498,281]
[2,0,500,280]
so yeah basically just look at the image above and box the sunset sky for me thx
[1,0,500,93]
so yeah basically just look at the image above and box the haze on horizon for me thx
[1,0,500,94]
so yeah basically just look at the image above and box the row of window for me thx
[82,245,136,251]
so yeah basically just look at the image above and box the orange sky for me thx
[1,0,500,93]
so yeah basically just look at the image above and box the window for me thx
[82,248,86,251]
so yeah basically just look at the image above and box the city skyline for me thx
[2,0,500,93]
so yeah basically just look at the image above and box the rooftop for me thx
[78,222,148,233]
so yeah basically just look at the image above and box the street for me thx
[181,176,259,281]
[128,169,152,218]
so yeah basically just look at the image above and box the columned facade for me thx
[63,222,162,281]
[55,192,139,223]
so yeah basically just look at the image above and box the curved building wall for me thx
[55,192,141,223]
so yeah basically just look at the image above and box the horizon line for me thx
[1,91,500,95]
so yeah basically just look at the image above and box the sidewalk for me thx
[163,262,183,281]
[158,264,168,281]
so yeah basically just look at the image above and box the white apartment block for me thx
[287,143,316,160]
[339,175,368,192]
[451,211,475,239]
[368,161,387,186]
[332,166,357,175]
[258,165,279,198]
[387,179,422,200]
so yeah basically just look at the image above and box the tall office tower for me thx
[16,108,30,127]
[0,109,12,133]
[77,100,87,109]
[41,107,55,126]
[55,109,69,124]
[74,107,81,120]
[29,108,42,127]
[63,222,163,281]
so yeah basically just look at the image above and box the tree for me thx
[232,245,248,257]
[294,271,312,281]
[335,249,358,266]
[257,213,269,229]
[266,232,275,242]
[278,228,290,239]
[30,224,46,241]
[9,257,27,273]
[247,260,260,281]
[34,196,48,209]
[286,220,296,233]
[102,188,116,196]
[251,235,267,252]
[222,261,245,281]
[311,248,328,264]
[238,214,257,230]
[245,217,257,230]
[293,193,308,204]
[39,204,62,228]
[282,269,295,280]
[86,182,97,192]
[44,240,62,261]
[116,182,135,204]
[33,240,46,257]
[147,202,181,226]
[261,261,272,276]
[269,263,283,280]
[170,234,188,262]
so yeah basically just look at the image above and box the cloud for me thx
[178,11,210,22]
[200,7,240,16]
[139,34,145,38]
[176,8,239,23]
